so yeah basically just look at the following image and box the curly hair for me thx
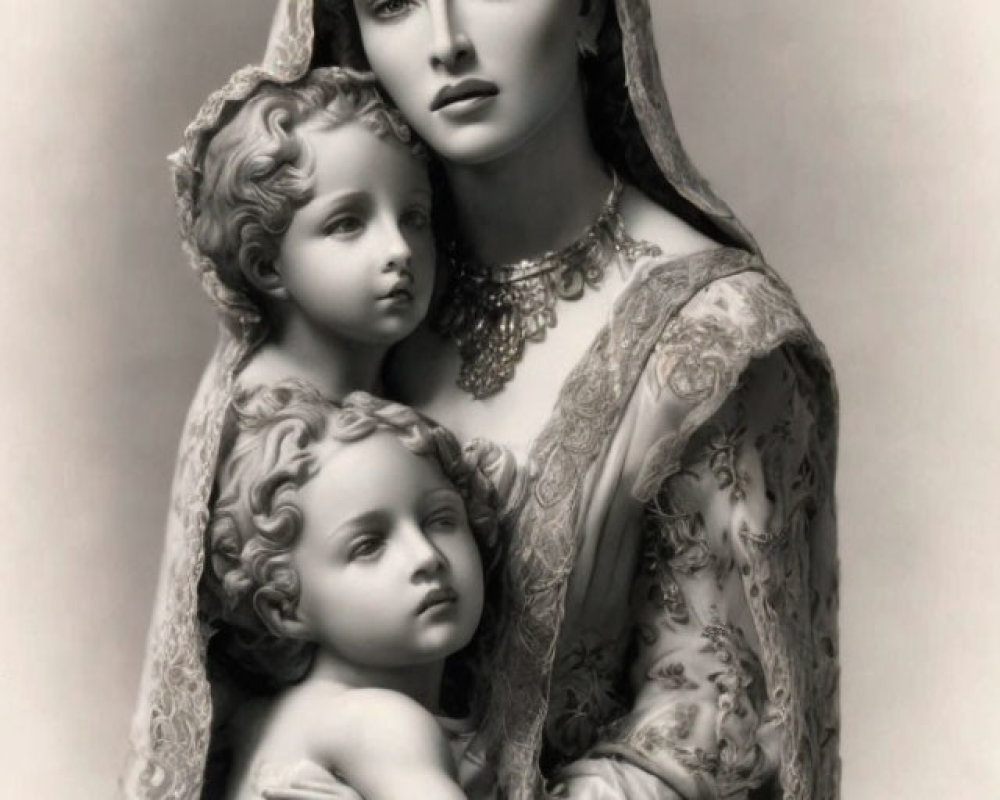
[201,381,503,690]
[193,68,424,320]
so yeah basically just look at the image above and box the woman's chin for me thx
[420,121,536,169]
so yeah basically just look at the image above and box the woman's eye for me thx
[325,215,364,237]
[401,207,430,231]
[369,0,415,20]
[348,535,384,561]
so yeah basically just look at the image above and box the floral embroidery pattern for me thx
[643,505,716,577]
[480,256,838,800]
[547,634,630,757]
[126,3,840,795]
[648,661,700,692]
[705,425,751,502]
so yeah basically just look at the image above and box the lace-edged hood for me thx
[126,1,780,796]
[168,10,310,344]
[300,0,758,251]
[172,0,760,342]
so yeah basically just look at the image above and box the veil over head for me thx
[125,2,836,797]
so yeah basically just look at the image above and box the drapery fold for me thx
[124,3,838,797]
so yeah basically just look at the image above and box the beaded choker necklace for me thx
[435,172,661,398]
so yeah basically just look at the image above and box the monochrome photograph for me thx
[2,1,997,797]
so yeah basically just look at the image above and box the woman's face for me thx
[352,0,583,165]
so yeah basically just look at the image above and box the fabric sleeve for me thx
[613,353,798,793]
[499,266,838,800]
[566,344,836,799]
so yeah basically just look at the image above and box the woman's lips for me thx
[430,79,499,112]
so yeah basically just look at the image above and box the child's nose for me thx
[381,222,412,273]
[404,524,445,579]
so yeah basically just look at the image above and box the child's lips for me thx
[380,274,415,304]
[380,284,414,305]
[416,586,457,614]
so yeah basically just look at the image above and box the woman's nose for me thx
[427,0,473,70]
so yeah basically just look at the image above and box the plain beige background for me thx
[2,1,997,797]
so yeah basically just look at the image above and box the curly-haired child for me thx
[203,381,504,799]
[194,67,434,398]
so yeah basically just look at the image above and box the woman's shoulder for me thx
[642,261,815,388]
[673,263,802,329]
[619,181,799,304]
[616,186,806,327]
[620,184,720,257]
[612,224,807,347]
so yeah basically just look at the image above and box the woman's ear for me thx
[245,258,290,302]
[254,591,311,641]
[577,0,607,57]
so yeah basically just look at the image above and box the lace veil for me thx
[124,1,834,797]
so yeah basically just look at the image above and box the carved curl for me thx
[202,381,503,689]
[192,68,423,332]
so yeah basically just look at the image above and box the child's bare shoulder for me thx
[320,686,444,742]
[284,683,448,756]
[247,685,462,799]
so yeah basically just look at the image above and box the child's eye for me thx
[424,508,462,533]
[369,0,416,20]
[324,215,364,237]
[348,534,384,561]
[425,514,454,531]
[401,206,430,231]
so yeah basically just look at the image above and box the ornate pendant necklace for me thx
[435,172,662,399]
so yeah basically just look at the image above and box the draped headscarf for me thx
[124,2,837,797]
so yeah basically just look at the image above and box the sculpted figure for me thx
[202,384,497,799]
[126,1,839,798]
[192,68,433,398]
[132,66,508,798]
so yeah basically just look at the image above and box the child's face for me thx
[276,120,435,346]
[290,431,484,670]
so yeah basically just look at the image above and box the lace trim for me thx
[124,334,250,798]
[436,173,662,398]
[127,1,840,796]
[125,8,318,793]
[478,249,760,792]
[477,249,836,799]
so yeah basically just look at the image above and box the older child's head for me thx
[204,382,497,687]
[194,69,434,343]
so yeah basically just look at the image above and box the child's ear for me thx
[245,259,289,302]
[254,593,311,641]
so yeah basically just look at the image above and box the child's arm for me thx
[310,688,466,800]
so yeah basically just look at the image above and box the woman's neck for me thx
[444,82,611,265]
[308,650,445,714]
[249,314,386,400]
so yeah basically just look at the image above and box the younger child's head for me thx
[194,69,434,345]
[204,382,497,688]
